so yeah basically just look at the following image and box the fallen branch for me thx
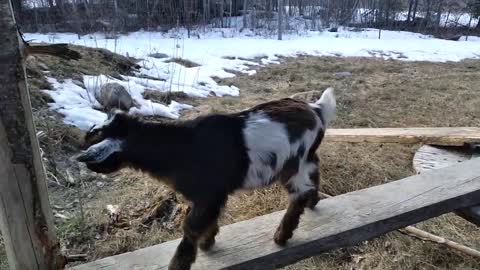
[399,226,480,258]
[318,192,480,258]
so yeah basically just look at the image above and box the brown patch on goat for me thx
[248,98,317,142]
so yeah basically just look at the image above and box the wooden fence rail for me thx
[325,127,480,146]
[72,158,480,270]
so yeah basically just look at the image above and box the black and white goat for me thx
[75,88,336,270]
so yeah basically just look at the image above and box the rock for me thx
[96,82,135,114]
[335,71,352,77]
[148,52,169,59]
[328,27,338,32]
[96,181,105,188]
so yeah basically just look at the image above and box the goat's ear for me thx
[75,138,123,163]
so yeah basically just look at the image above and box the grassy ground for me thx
[1,49,479,269]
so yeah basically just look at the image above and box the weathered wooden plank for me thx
[72,158,480,270]
[0,1,64,269]
[456,206,480,226]
[413,145,471,173]
[413,145,480,226]
[325,127,480,146]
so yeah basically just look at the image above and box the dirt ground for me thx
[1,47,479,270]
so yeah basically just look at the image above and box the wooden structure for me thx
[325,127,480,146]
[414,145,480,226]
[0,0,65,269]
[73,158,480,270]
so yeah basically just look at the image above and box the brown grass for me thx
[165,57,200,68]
[71,56,480,269]
[2,53,480,270]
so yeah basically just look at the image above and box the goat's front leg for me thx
[168,199,225,270]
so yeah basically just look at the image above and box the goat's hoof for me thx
[199,238,215,251]
[273,230,288,246]
[168,260,191,270]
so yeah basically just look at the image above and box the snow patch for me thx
[43,76,192,130]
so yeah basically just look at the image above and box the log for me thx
[0,1,64,269]
[71,158,480,270]
[413,145,480,226]
[325,127,480,146]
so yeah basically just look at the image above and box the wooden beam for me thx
[456,206,480,226]
[0,1,64,269]
[325,127,480,146]
[413,145,480,226]
[72,158,480,270]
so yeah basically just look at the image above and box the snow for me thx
[26,27,480,130]
[44,76,192,130]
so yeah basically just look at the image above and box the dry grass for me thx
[165,57,200,68]
[65,56,480,269]
[1,52,480,270]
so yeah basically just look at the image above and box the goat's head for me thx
[75,110,133,174]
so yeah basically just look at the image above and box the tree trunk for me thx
[444,9,450,28]
[412,0,419,22]
[278,0,283,40]
[266,0,272,16]
[243,0,248,29]
[203,0,208,23]
[220,0,224,27]
[0,1,65,269]
[406,0,414,22]
[425,0,432,27]
[385,0,391,27]
[435,0,443,32]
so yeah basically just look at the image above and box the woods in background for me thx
[12,0,480,36]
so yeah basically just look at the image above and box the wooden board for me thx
[71,158,480,270]
[413,145,480,226]
[413,145,472,173]
[325,127,480,146]
[0,1,64,269]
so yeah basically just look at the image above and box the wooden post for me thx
[0,1,65,269]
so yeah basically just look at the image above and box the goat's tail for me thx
[312,87,336,127]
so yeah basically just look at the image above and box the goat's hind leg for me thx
[168,199,225,270]
[274,160,320,246]
[199,221,219,251]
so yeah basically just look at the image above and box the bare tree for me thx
[406,0,415,21]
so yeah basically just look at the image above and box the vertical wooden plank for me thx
[0,1,65,269]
